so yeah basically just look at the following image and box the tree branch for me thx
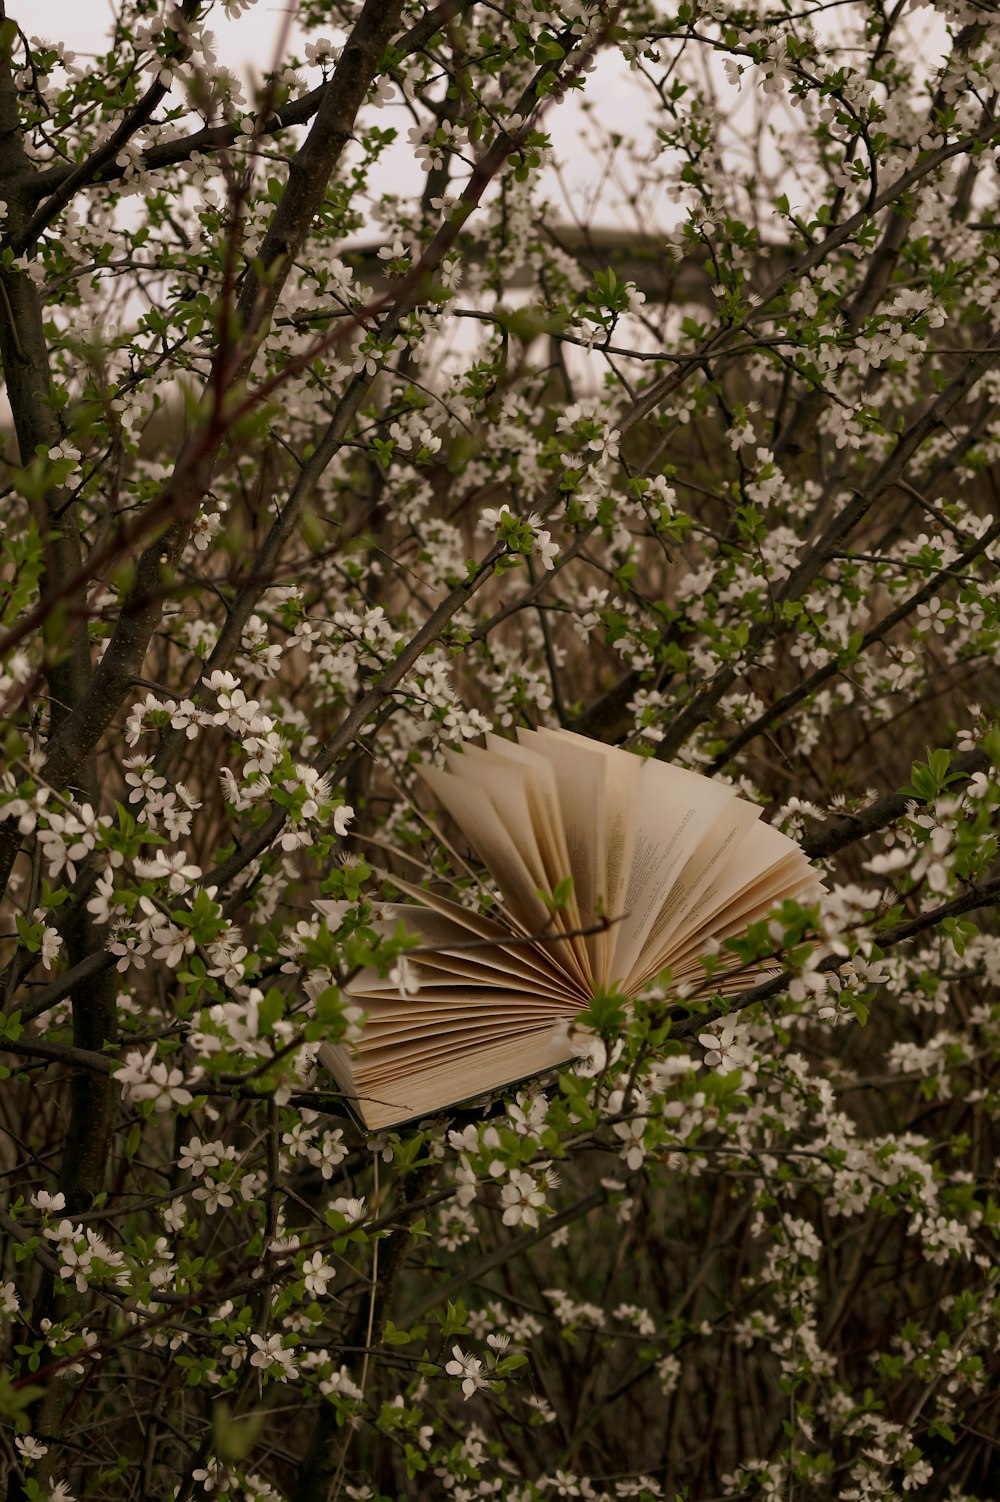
[11,0,201,256]
[799,747,990,861]
[671,872,1000,1037]
[231,0,407,366]
[656,336,1000,759]
[709,515,1000,771]
[21,1,472,208]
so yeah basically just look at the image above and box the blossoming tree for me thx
[2,1,1000,1498]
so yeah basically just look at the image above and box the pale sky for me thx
[8,1,954,238]
[14,0,679,235]
[17,0,293,72]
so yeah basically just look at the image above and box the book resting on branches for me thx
[319,728,821,1130]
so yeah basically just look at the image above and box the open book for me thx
[319,728,820,1129]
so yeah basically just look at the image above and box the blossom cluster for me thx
[2,2,1000,1500]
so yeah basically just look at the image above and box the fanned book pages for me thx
[319,728,821,1130]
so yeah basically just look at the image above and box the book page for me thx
[418,764,554,936]
[384,878,584,991]
[382,878,519,940]
[483,733,591,980]
[510,729,642,985]
[608,760,740,984]
[356,990,579,1028]
[669,824,815,944]
[360,1021,567,1083]
[564,735,644,986]
[467,740,574,902]
[633,834,820,990]
[354,957,581,1002]
[620,797,762,989]
[516,727,609,981]
[441,747,549,892]
[399,953,583,1001]
[317,1040,356,1102]
[355,994,578,1049]
[350,1023,578,1129]
[664,858,822,973]
[441,743,590,989]
[351,926,585,1001]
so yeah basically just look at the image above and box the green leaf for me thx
[435,1299,470,1338]
[0,1370,44,1420]
[535,875,574,912]
[213,1400,263,1461]
[577,987,628,1035]
[900,748,964,801]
